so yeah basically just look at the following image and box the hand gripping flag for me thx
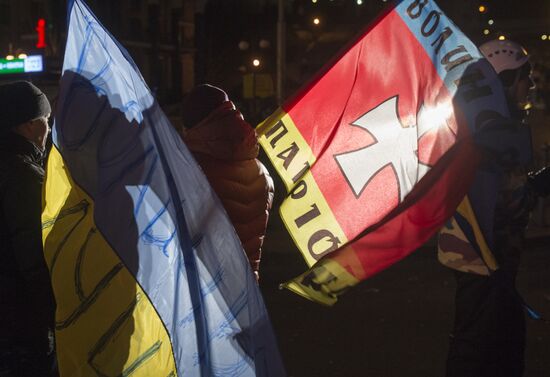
[41,1,285,376]
[258,0,526,305]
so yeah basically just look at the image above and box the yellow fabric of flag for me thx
[42,147,177,376]
[258,110,360,305]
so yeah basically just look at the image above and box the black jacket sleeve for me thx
[4,163,55,330]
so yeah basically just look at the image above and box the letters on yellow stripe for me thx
[42,147,177,377]
[279,172,349,267]
[257,108,315,191]
[258,109,348,267]
[283,257,360,306]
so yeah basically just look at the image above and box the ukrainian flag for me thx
[42,1,284,376]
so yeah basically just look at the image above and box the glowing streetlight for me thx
[488,19,494,25]
[357,0,363,4]
[498,35,506,41]
[542,34,548,41]
[478,5,487,13]
[312,0,317,3]
[483,29,490,35]
[252,58,261,67]
[17,53,27,59]
[313,17,320,25]
[5,55,14,60]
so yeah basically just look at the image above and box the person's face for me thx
[27,114,51,150]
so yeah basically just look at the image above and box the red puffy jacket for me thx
[182,101,274,276]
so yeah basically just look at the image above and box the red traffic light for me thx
[36,18,46,48]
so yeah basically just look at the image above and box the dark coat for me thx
[0,132,56,375]
[182,102,274,275]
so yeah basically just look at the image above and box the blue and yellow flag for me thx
[438,120,533,276]
[42,1,285,376]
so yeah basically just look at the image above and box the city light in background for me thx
[0,55,44,75]
[0,0,548,109]
[35,18,47,49]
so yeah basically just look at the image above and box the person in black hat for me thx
[0,81,58,376]
[180,84,274,282]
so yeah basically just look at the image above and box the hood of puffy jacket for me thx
[182,101,259,161]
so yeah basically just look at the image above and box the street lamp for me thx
[237,37,273,121]
[277,0,285,105]
[313,17,320,26]
[238,40,267,69]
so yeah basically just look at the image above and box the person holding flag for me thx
[0,81,57,376]
[439,39,550,377]
[257,3,549,373]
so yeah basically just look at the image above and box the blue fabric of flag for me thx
[55,1,285,375]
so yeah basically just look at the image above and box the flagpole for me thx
[276,0,285,105]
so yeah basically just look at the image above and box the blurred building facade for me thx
[0,0,549,111]
[0,0,197,107]
[90,0,197,104]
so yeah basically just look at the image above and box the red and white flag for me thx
[258,0,512,305]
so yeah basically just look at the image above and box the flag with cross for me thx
[258,0,523,305]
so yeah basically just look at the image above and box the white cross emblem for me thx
[334,96,432,202]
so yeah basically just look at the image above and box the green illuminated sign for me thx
[0,55,43,75]
[0,59,25,74]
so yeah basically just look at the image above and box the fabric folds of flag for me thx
[258,0,522,305]
[437,133,532,276]
[41,1,285,376]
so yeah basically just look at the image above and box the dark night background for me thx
[1,1,550,376]
[1,0,549,122]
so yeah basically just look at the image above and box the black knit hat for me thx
[182,84,229,128]
[0,81,51,131]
